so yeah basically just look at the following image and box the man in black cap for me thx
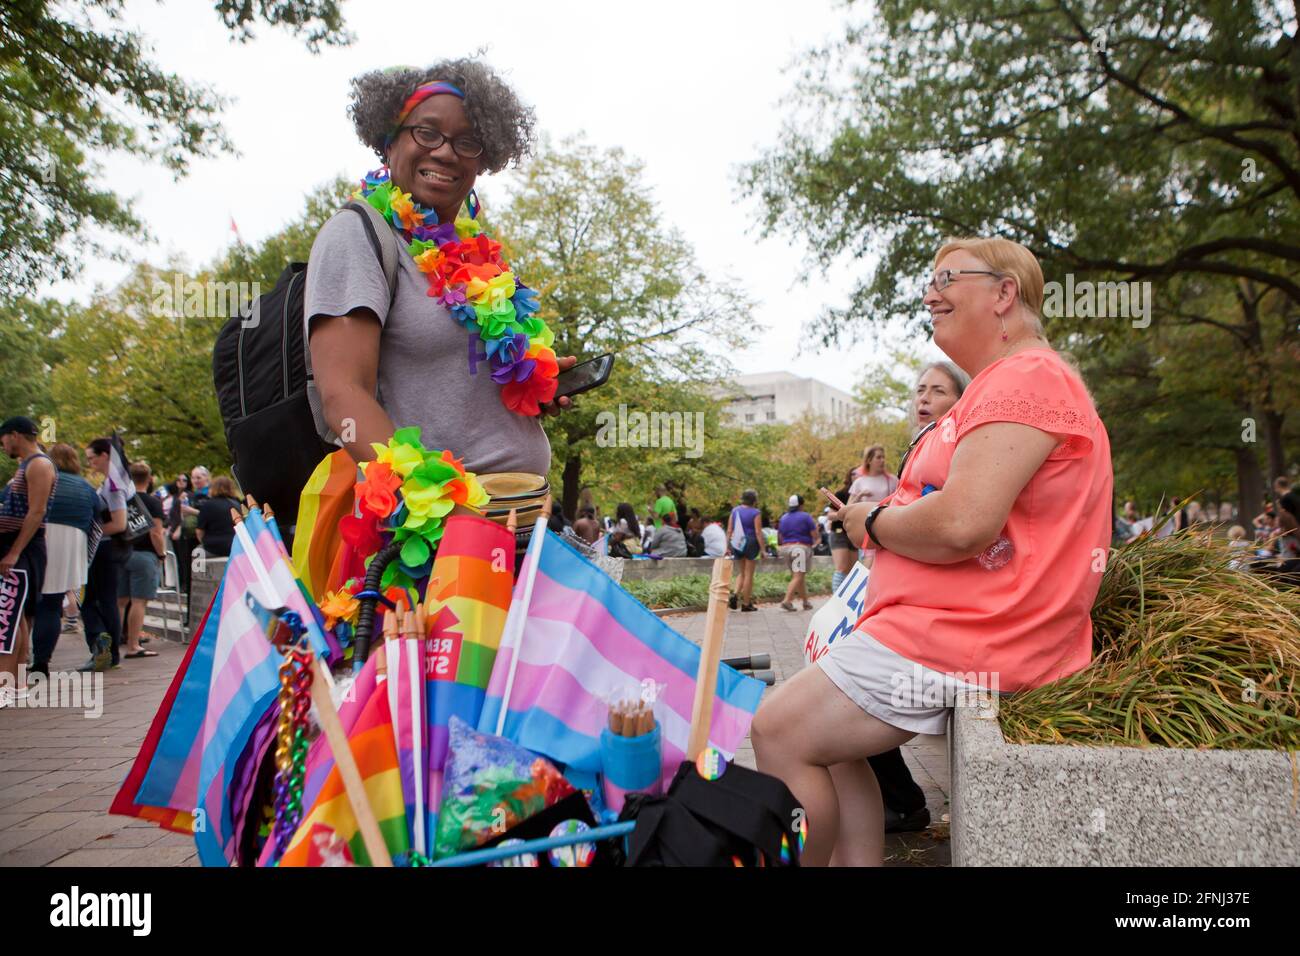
[0,416,57,706]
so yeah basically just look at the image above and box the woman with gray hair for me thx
[306,59,574,479]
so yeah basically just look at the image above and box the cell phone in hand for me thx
[819,487,845,510]
[553,353,614,400]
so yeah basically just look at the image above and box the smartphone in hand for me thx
[818,487,845,510]
[554,353,615,400]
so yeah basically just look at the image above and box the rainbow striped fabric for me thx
[274,647,411,867]
[117,509,331,865]
[478,533,765,789]
[292,450,360,602]
[270,515,514,864]
[420,515,516,847]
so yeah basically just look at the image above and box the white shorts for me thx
[817,629,1000,735]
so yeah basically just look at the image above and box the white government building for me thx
[721,371,860,427]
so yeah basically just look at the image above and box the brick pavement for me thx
[0,625,197,866]
[2,597,950,867]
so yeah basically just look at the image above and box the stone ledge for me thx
[950,704,1300,866]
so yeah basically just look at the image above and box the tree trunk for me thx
[561,452,582,523]
[1262,408,1287,484]
[1235,445,1264,525]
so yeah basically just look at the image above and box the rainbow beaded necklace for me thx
[355,167,558,416]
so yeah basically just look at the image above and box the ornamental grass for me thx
[999,530,1300,750]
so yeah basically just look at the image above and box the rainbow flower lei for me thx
[355,168,559,416]
[336,426,489,591]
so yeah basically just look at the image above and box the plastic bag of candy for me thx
[433,716,576,859]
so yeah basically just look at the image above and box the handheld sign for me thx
[803,562,870,665]
[0,568,29,655]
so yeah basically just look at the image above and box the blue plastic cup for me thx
[600,723,662,813]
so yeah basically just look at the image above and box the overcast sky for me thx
[60,0,938,394]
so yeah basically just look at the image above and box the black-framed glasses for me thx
[396,124,484,159]
[923,269,1004,295]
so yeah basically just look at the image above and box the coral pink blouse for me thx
[856,348,1113,692]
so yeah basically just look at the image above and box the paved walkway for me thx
[1,597,949,867]
[0,628,197,866]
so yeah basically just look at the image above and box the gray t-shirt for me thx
[304,211,552,476]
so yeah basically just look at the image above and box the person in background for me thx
[701,514,727,558]
[1227,525,1252,570]
[651,485,675,528]
[1275,477,1299,521]
[608,502,643,558]
[195,475,242,558]
[829,468,858,593]
[684,509,705,557]
[641,511,656,551]
[82,437,127,671]
[867,360,968,834]
[190,466,211,499]
[572,507,601,545]
[166,472,199,610]
[848,445,900,570]
[727,489,763,612]
[1170,496,1190,533]
[778,494,820,612]
[650,511,688,557]
[0,417,56,704]
[32,443,99,678]
[117,462,166,659]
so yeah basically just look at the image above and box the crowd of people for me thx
[0,414,247,706]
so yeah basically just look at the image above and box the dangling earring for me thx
[465,188,481,220]
[999,315,1008,341]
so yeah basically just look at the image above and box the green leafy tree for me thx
[0,0,351,297]
[741,0,1300,502]
[495,137,754,518]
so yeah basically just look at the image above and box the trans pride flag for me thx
[114,509,331,866]
[479,533,765,790]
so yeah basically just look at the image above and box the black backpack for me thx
[212,201,399,535]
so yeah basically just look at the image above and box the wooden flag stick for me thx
[687,557,731,761]
[307,655,393,867]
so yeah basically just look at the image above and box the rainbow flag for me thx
[122,510,331,865]
[479,533,765,789]
[273,648,410,867]
[419,515,515,848]
[291,450,359,601]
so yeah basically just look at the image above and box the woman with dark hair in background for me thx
[81,437,127,671]
[828,467,858,593]
[609,502,642,558]
[727,489,763,612]
[195,476,243,558]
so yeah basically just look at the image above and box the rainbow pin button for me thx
[695,747,727,781]
[488,839,539,867]
[547,820,596,867]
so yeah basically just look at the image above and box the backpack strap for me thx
[304,200,403,446]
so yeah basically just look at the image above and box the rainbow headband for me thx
[385,81,465,146]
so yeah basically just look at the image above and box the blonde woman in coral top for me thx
[753,237,1113,866]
